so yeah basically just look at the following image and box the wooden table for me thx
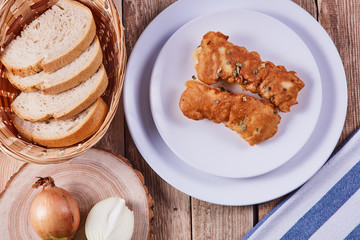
[1,0,359,239]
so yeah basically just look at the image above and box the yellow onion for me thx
[29,177,80,240]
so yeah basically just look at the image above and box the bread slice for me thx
[7,37,102,95]
[12,97,108,148]
[11,64,108,122]
[0,0,96,77]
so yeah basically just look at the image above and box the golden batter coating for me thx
[179,81,281,146]
[194,31,305,112]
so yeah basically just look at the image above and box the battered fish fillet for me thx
[179,81,281,146]
[193,31,305,112]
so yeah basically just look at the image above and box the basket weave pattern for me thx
[0,0,125,164]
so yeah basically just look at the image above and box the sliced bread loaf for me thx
[0,0,96,77]
[12,97,108,148]
[11,64,108,122]
[7,37,102,94]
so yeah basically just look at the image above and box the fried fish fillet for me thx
[193,31,305,112]
[179,81,281,145]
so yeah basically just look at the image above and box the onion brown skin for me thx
[29,177,80,240]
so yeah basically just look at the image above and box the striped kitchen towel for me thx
[243,128,360,240]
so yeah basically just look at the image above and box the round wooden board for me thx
[0,148,153,239]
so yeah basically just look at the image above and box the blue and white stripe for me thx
[244,128,360,240]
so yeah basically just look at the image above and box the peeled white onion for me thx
[85,197,134,240]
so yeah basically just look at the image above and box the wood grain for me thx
[318,0,360,144]
[0,153,25,194]
[0,149,152,240]
[122,1,191,239]
[192,199,253,240]
[293,0,318,17]
[258,197,285,221]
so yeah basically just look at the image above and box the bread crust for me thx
[42,12,96,74]
[0,0,96,77]
[13,98,108,148]
[6,37,103,95]
[11,64,108,122]
[54,64,108,120]
[6,73,42,92]
[42,37,102,94]
[2,60,44,78]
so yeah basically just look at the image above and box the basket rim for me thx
[0,0,126,164]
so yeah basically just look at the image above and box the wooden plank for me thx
[258,197,284,221]
[257,0,318,221]
[318,0,360,144]
[122,0,191,239]
[192,199,253,239]
[293,0,318,18]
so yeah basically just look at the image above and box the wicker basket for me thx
[0,0,126,164]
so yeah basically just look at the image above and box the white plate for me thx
[150,9,322,178]
[124,0,347,205]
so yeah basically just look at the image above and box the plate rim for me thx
[123,0,347,206]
